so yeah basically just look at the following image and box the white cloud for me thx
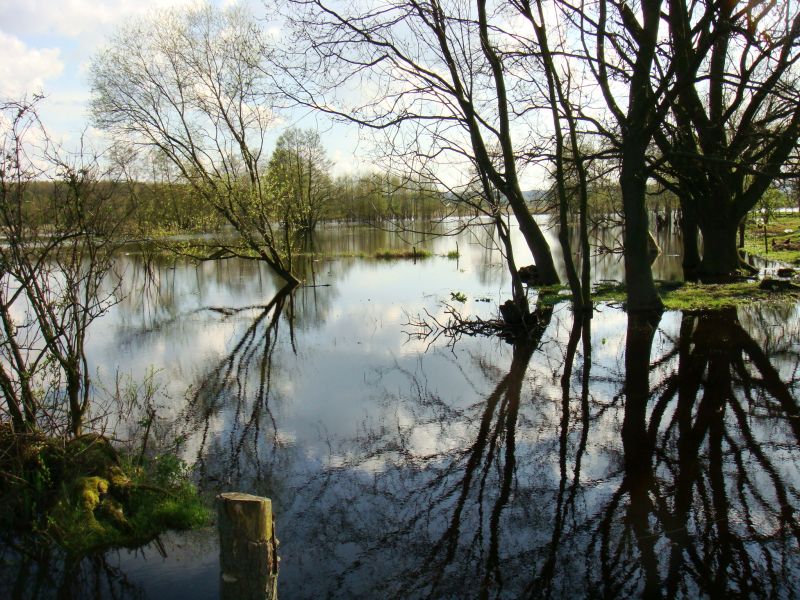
[0,0,198,38]
[0,32,63,98]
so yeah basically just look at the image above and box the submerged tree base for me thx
[0,426,209,556]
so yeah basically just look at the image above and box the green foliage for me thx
[446,249,460,259]
[449,291,467,303]
[268,128,333,234]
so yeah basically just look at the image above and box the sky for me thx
[1,1,194,142]
[0,0,364,173]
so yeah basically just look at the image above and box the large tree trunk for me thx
[697,217,742,279]
[620,150,664,313]
[679,199,701,281]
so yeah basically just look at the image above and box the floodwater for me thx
[2,218,799,599]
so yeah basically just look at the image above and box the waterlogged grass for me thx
[659,281,800,310]
[0,428,209,555]
[316,247,456,260]
[373,248,433,259]
[539,280,800,311]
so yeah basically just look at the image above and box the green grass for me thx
[660,281,800,310]
[538,280,800,311]
[373,248,433,259]
[445,249,460,259]
[743,213,800,265]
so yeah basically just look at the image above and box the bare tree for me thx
[90,3,300,286]
[572,0,672,312]
[511,0,594,312]
[0,98,124,436]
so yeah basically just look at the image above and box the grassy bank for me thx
[539,280,800,311]
[743,212,800,265]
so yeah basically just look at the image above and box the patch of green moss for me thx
[51,456,208,555]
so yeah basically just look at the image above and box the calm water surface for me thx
[2,220,798,599]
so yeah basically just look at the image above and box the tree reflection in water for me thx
[6,298,796,599]
[176,283,297,492]
[285,306,799,599]
[0,540,146,600]
[602,308,800,599]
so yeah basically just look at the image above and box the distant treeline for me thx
[18,175,795,237]
[19,173,459,235]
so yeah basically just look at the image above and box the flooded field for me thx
[2,219,798,599]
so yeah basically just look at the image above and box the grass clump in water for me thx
[374,248,432,259]
[534,285,575,308]
[445,249,460,259]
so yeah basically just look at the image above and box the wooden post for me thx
[217,492,278,600]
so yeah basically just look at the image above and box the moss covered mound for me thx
[0,426,209,555]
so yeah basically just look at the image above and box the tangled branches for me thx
[403,301,551,349]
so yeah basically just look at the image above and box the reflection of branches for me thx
[175,284,295,486]
[286,304,799,598]
[284,306,558,598]
[593,308,800,598]
[529,313,592,598]
[0,539,145,600]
